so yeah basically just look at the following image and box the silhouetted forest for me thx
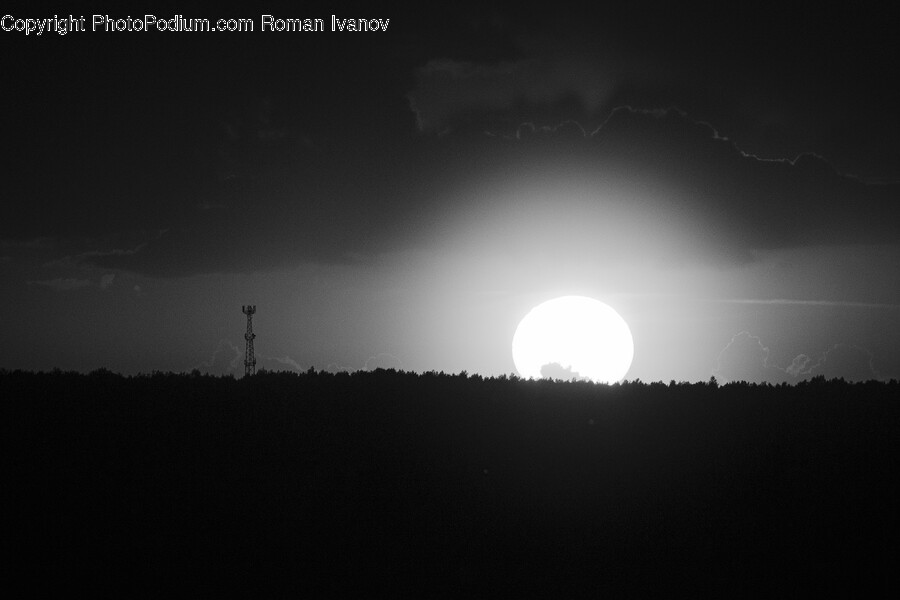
[3,369,898,597]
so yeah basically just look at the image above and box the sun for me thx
[512,296,634,384]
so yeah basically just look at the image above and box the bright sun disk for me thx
[512,296,634,384]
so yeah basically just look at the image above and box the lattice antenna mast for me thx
[242,305,257,377]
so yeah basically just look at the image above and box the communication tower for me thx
[242,305,257,376]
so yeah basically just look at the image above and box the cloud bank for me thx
[715,331,882,384]
[29,108,898,278]
[409,58,615,134]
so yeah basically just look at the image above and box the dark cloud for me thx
[73,107,899,277]
[27,278,92,292]
[409,58,615,134]
[42,240,149,270]
[514,107,899,258]
[87,208,365,277]
[511,120,588,141]
[213,95,313,181]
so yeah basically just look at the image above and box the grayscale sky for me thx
[2,2,898,382]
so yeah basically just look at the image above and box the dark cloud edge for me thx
[501,106,861,179]
[81,106,900,278]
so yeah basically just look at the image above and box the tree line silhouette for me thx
[3,368,897,597]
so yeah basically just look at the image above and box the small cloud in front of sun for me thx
[540,362,588,382]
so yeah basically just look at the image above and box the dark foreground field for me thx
[3,369,898,597]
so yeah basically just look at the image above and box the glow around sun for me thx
[512,296,634,384]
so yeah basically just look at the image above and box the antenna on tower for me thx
[242,305,257,377]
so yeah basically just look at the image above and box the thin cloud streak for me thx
[710,298,900,310]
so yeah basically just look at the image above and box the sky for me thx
[2,2,898,383]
